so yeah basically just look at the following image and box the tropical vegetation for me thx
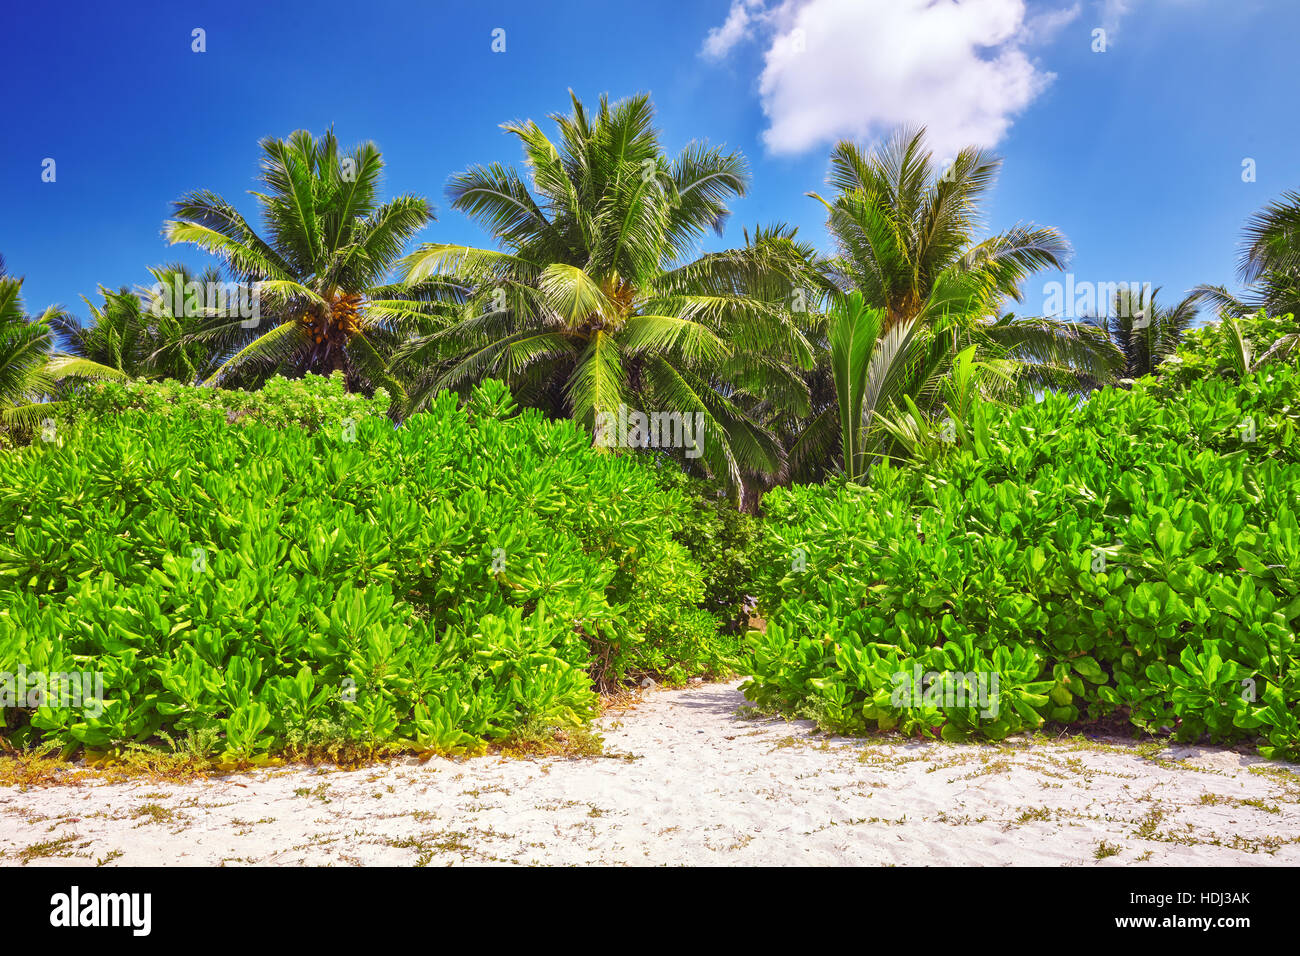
[782,130,1123,482]
[0,374,739,759]
[746,333,1300,758]
[391,93,813,494]
[164,128,438,402]
[0,259,124,445]
[4,92,1300,765]
[1090,285,1200,381]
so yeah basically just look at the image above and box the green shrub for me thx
[1156,311,1299,390]
[0,376,729,760]
[651,468,763,634]
[66,370,391,431]
[745,361,1300,757]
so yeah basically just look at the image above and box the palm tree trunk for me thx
[331,346,356,393]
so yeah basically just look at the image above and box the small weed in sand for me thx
[231,816,276,828]
[954,758,1015,781]
[17,835,79,863]
[1014,806,1053,825]
[1239,798,1281,814]
[133,803,177,824]
[498,720,605,759]
[387,832,470,864]
[1134,808,1166,840]
[1094,841,1122,859]
[932,811,989,826]
[0,745,84,788]
[293,784,332,803]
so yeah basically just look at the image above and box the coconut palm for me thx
[1188,192,1300,372]
[0,260,124,434]
[0,271,55,430]
[784,129,1122,480]
[165,129,437,399]
[391,93,813,492]
[812,129,1076,330]
[815,288,1024,478]
[1193,191,1300,319]
[813,128,1120,388]
[1095,285,1199,379]
[50,264,227,383]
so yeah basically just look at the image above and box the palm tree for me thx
[165,129,436,399]
[820,289,1023,478]
[785,129,1122,480]
[0,269,56,431]
[1193,191,1300,319]
[811,128,1074,331]
[391,92,813,492]
[0,259,123,435]
[50,264,226,383]
[829,292,905,479]
[1096,285,1199,380]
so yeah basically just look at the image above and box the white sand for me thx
[3,680,1298,866]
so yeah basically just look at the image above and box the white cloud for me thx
[704,0,1082,157]
[1026,2,1082,42]
[702,0,766,59]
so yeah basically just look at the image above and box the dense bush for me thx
[650,469,763,630]
[744,360,1300,758]
[1156,310,1299,390]
[0,375,734,761]
[66,371,392,430]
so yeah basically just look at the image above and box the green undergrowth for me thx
[746,358,1300,760]
[0,374,737,763]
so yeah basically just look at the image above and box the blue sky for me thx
[1,0,1295,323]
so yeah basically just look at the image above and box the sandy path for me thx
[3,680,1299,866]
